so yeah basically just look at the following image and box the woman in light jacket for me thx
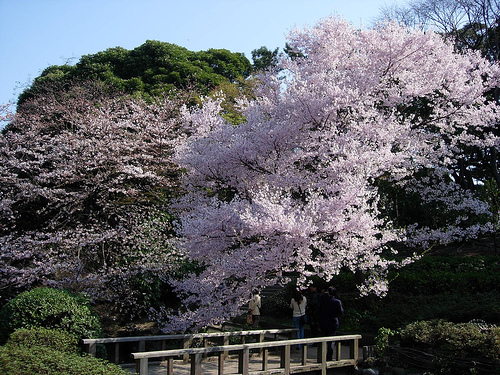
[248,289,261,327]
[290,288,307,348]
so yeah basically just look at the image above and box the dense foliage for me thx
[17,40,252,105]
[335,253,500,333]
[0,83,188,317]
[0,287,101,344]
[251,46,280,72]
[168,16,500,331]
[391,320,500,373]
[400,320,500,360]
[0,327,128,375]
[5,327,78,353]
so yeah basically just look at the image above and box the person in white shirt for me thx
[248,289,261,327]
[290,288,307,348]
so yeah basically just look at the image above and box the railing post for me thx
[114,342,120,364]
[135,358,148,375]
[238,346,250,375]
[262,348,269,371]
[319,341,327,375]
[336,340,342,361]
[218,352,225,375]
[258,333,265,356]
[223,335,229,358]
[166,357,174,375]
[203,337,208,358]
[183,337,190,363]
[353,337,359,363]
[282,344,291,374]
[191,353,203,375]
[301,344,307,365]
[138,340,145,352]
[161,340,166,362]
[88,341,96,357]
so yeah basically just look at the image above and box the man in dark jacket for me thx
[319,286,344,361]
[306,284,320,338]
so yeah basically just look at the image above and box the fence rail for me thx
[82,328,298,364]
[131,334,362,375]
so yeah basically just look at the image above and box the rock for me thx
[362,369,380,375]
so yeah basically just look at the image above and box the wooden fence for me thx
[131,334,362,375]
[82,328,298,364]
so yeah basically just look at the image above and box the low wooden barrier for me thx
[131,334,361,375]
[82,328,297,364]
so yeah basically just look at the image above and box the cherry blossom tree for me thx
[0,104,14,126]
[0,84,187,317]
[168,17,500,332]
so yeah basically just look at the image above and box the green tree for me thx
[251,46,279,72]
[17,40,252,106]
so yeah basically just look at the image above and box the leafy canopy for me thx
[17,40,253,105]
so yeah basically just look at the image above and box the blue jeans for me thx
[293,316,305,348]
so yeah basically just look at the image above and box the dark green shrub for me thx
[400,320,500,360]
[489,327,500,359]
[0,287,101,344]
[374,327,396,357]
[0,333,129,375]
[7,327,77,353]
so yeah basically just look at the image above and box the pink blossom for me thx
[168,17,500,331]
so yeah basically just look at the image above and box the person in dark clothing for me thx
[319,286,344,361]
[306,284,320,338]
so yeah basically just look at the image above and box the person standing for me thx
[319,286,344,361]
[306,284,320,338]
[248,289,261,328]
[290,288,307,348]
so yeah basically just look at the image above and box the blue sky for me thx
[0,0,405,108]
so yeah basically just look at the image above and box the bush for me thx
[0,328,128,375]
[6,327,77,353]
[400,320,500,360]
[0,287,101,344]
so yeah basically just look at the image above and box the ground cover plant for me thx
[0,287,101,344]
[373,320,500,374]
[0,327,128,375]
[399,320,500,360]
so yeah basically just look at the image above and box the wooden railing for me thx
[82,328,298,364]
[131,334,361,375]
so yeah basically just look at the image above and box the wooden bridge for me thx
[83,329,361,375]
